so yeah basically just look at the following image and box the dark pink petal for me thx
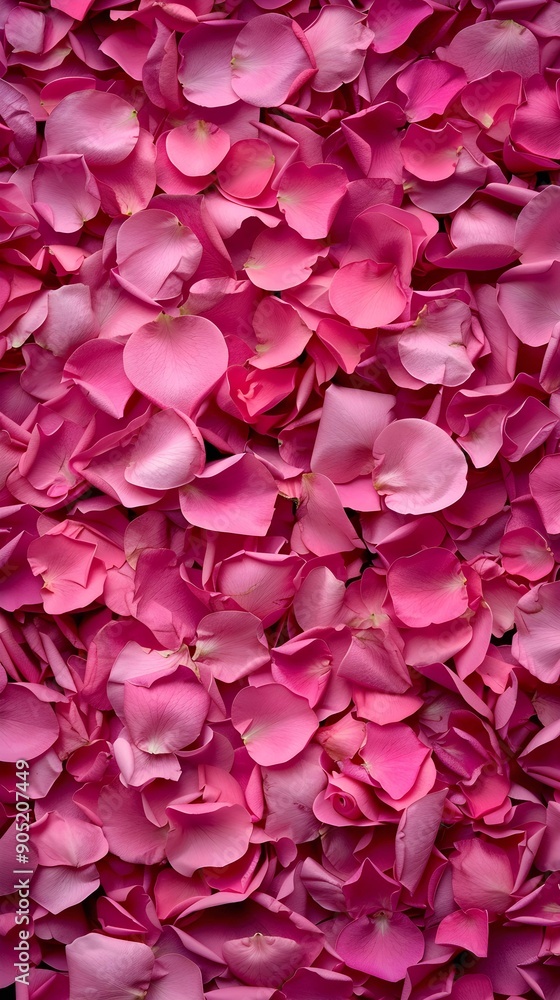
[276,163,347,239]
[511,76,560,158]
[368,0,430,53]
[123,314,228,414]
[373,418,468,514]
[166,801,252,875]
[388,548,468,627]
[336,912,424,981]
[231,683,317,765]
[451,839,514,916]
[231,15,316,107]
[45,90,140,166]
[166,120,230,177]
[180,454,277,535]
[0,684,58,761]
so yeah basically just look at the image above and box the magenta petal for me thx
[336,912,424,981]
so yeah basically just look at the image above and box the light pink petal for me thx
[98,783,168,865]
[329,260,407,329]
[336,912,424,981]
[530,453,560,534]
[124,667,210,753]
[231,15,316,107]
[166,120,230,177]
[402,123,462,182]
[513,581,560,683]
[397,299,474,386]
[361,721,430,800]
[123,314,227,414]
[231,683,317,765]
[125,409,205,489]
[511,76,560,159]
[45,90,140,165]
[276,163,347,239]
[373,418,468,514]
[63,340,134,419]
[217,139,275,200]
[451,839,514,916]
[500,527,554,581]
[147,954,204,1000]
[180,454,277,535]
[311,384,394,483]
[515,185,560,263]
[223,935,304,987]
[31,864,101,915]
[435,908,489,957]
[33,811,108,867]
[498,261,560,347]
[115,209,203,302]
[178,23,240,108]
[388,548,468,627]
[193,611,269,682]
[33,155,100,233]
[166,801,252,875]
[398,59,467,121]
[395,789,447,893]
[250,297,312,369]
[216,552,302,626]
[244,227,325,291]
[93,127,157,217]
[66,934,154,1000]
[27,534,105,614]
[437,19,539,82]
[305,6,372,92]
[0,684,58,761]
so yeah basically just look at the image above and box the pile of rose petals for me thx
[3,0,560,997]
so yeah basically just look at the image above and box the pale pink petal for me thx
[193,611,269,682]
[231,683,317,765]
[500,527,554,581]
[33,155,100,233]
[513,582,560,683]
[361,721,430,800]
[388,548,469,627]
[304,6,372,92]
[437,19,539,82]
[63,340,134,419]
[45,90,140,165]
[66,934,154,1000]
[373,418,468,514]
[33,811,108,867]
[123,314,228,414]
[498,261,560,347]
[125,409,205,489]
[311,384,394,483]
[231,15,316,107]
[123,667,210,753]
[166,120,230,177]
[397,299,474,386]
[115,209,203,302]
[178,23,240,108]
[276,163,347,240]
[223,935,304,987]
[180,454,277,535]
[166,801,252,875]
[0,684,58,761]
[250,297,312,369]
[244,227,325,291]
[329,260,408,329]
[401,123,463,182]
